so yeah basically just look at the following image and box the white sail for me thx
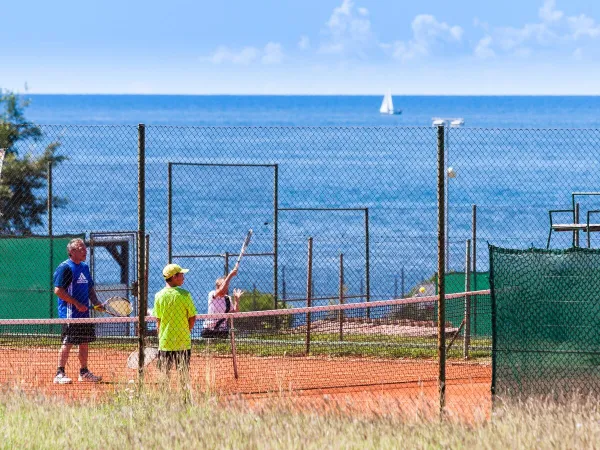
[386,92,394,113]
[379,93,390,114]
[380,91,400,114]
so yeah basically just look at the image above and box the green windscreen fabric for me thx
[0,235,84,319]
[490,245,600,398]
[435,272,491,336]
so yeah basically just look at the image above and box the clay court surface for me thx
[0,346,491,419]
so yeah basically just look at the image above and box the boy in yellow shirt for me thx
[154,264,197,378]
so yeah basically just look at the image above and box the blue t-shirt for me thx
[53,259,95,319]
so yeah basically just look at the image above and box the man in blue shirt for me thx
[53,238,104,384]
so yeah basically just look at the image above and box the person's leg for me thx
[157,351,172,385]
[78,342,89,368]
[54,343,73,384]
[77,339,102,382]
[58,343,73,369]
[176,350,192,403]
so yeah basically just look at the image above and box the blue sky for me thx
[2,0,600,94]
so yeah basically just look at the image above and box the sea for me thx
[16,95,600,314]
[25,95,600,128]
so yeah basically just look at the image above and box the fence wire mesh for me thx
[1,124,599,416]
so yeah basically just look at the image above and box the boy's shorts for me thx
[61,324,96,345]
[158,349,191,371]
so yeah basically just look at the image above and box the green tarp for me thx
[0,235,84,319]
[435,271,491,336]
[490,245,600,397]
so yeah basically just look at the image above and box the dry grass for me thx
[1,385,600,449]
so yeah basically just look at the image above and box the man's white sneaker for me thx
[53,373,72,384]
[78,371,102,383]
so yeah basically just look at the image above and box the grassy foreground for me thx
[1,388,600,449]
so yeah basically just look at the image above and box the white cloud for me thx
[319,0,374,56]
[298,35,310,50]
[513,47,533,58]
[389,14,463,61]
[209,43,284,65]
[262,42,284,64]
[539,0,563,23]
[474,36,495,59]
[210,46,259,65]
[495,23,556,52]
[474,1,600,58]
[568,14,600,39]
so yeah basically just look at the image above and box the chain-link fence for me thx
[1,124,599,415]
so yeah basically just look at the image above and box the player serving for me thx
[201,230,251,340]
[201,264,243,339]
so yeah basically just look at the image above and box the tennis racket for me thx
[126,347,159,369]
[95,296,133,317]
[235,229,253,266]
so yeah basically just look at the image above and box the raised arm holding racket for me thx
[201,230,252,340]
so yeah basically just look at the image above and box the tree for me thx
[0,89,66,235]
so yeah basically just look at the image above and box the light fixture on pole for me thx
[432,118,464,273]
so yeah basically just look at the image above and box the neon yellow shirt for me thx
[154,286,197,351]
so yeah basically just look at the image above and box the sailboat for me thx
[379,91,402,115]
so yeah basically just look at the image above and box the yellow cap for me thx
[162,263,189,279]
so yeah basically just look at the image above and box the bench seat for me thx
[551,223,600,232]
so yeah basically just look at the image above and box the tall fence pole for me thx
[339,253,344,341]
[305,237,313,355]
[436,124,447,414]
[463,239,471,359]
[47,161,54,320]
[282,265,287,308]
[574,202,580,247]
[401,266,405,297]
[472,204,477,336]
[224,252,229,276]
[365,207,370,318]
[273,164,279,309]
[167,162,173,263]
[137,124,146,382]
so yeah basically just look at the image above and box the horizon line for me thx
[18,92,600,97]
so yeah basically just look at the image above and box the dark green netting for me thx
[0,235,84,320]
[435,272,491,336]
[490,245,600,398]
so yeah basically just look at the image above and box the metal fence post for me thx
[437,124,446,414]
[464,239,471,359]
[224,252,229,276]
[47,161,54,320]
[472,204,477,336]
[365,207,370,318]
[574,202,580,247]
[273,164,279,309]
[167,162,172,263]
[401,266,405,297]
[339,253,344,342]
[306,237,313,355]
[137,124,146,382]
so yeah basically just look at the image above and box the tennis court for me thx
[0,346,490,416]
[0,292,492,419]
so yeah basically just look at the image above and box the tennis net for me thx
[0,290,491,396]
